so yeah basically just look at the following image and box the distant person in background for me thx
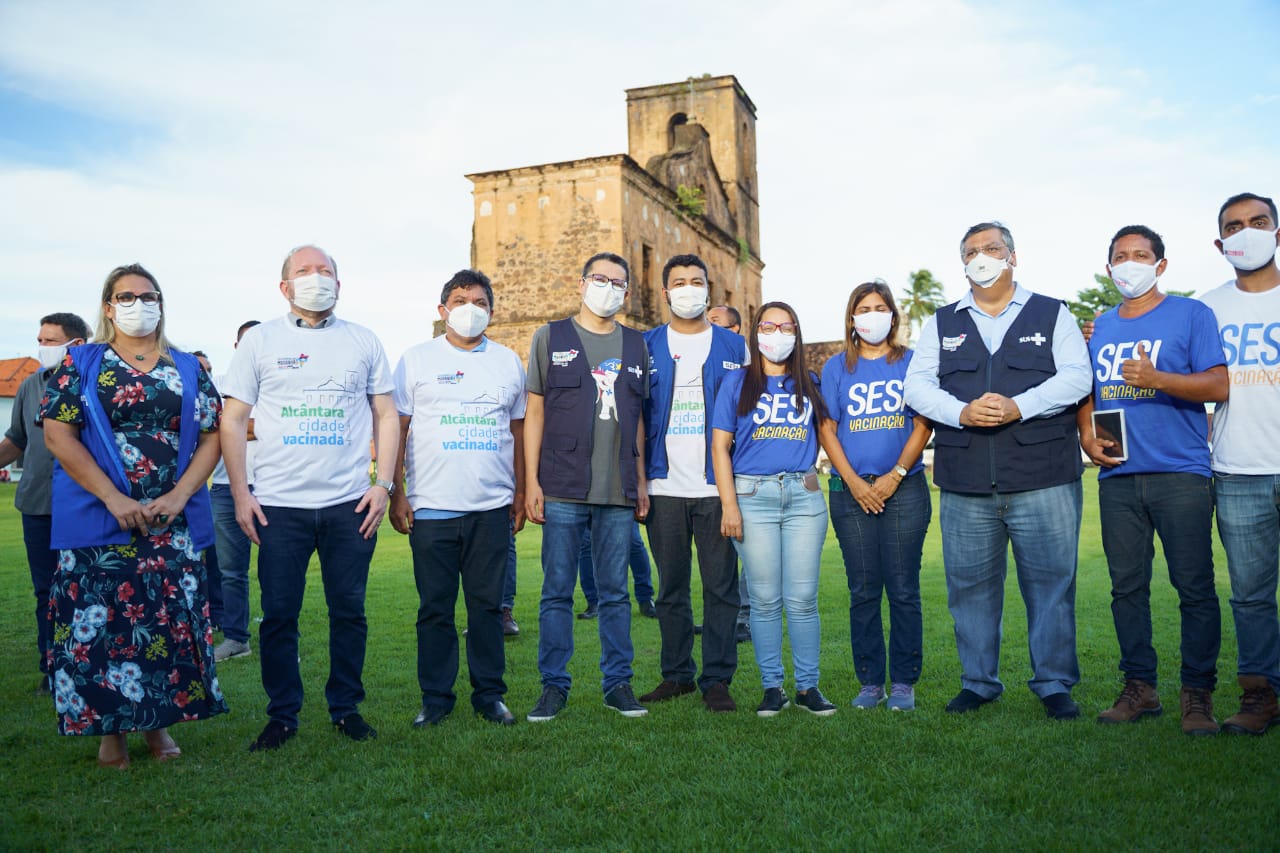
[820,282,932,712]
[575,522,656,619]
[708,305,741,335]
[389,269,526,727]
[0,312,89,694]
[221,244,399,752]
[41,264,225,768]
[707,302,751,641]
[209,321,261,663]
[712,302,836,718]
[1199,191,1280,736]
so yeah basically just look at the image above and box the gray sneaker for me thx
[214,639,251,662]
[604,683,648,717]
[852,685,886,709]
[887,683,916,712]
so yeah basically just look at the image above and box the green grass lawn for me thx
[0,472,1276,851]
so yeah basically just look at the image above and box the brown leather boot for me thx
[1179,687,1219,736]
[1097,679,1161,724]
[1222,676,1280,735]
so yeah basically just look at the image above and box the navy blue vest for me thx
[540,318,646,501]
[932,293,1082,494]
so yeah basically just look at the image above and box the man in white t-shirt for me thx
[639,254,747,712]
[388,269,527,728]
[1199,191,1280,736]
[220,244,400,752]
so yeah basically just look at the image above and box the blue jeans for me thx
[732,472,829,692]
[410,507,509,711]
[21,513,56,676]
[829,472,931,687]
[939,481,1082,700]
[578,521,655,605]
[1099,473,1219,689]
[210,483,253,643]
[257,500,376,727]
[1214,472,1280,691]
[539,501,635,694]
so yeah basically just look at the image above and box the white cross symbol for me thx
[1027,333,1046,346]
[628,364,644,378]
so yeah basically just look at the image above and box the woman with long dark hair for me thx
[711,302,835,717]
[818,281,932,711]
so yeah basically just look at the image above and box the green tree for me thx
[1068,274,1194,324]
[900,269,945,341]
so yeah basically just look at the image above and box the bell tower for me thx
[625,75,760,258]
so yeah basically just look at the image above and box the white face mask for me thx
[113,301,161,337]
[757,331,796,364]
[38,344,70,371]
[1221,227,1280,272]
[583,280,626,317]
[445,302,490,338]
[1109,260,1160,299]
[853,311,894,345]
[964,253,1008,288]
[291,273,338,312]
[668,285,709,320]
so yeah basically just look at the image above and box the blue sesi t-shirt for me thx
[1088,295,1226,478]
[821,350,923,478]
[711,370,819,475]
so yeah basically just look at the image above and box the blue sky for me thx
[1,0,1277,369]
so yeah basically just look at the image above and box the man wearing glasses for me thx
[524,252,650,721]
[638,254,747,712]
[905,221,1091,720]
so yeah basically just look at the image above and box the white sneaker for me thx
[214,639,251,662]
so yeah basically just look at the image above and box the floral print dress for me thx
[40,350,229,735]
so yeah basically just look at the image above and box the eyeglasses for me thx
[112,292,162,306]
[757,321,797,335]
[961,244,1008,263]
[584,274,628,291]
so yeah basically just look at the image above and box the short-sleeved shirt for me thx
[528,318,649,507]
[6,368,55,515]
[393,335,527,513]
[821,350,923,478]
[220,314,393,509]
[1088,295,1225,478]
[711,369,819,475]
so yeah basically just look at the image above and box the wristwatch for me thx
[893,465,908,479]
[374,478,396,495]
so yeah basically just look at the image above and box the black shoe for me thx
[945,689,997,714]
[476,700,516,726]
[736,621,751,643]
[639,599,657,618]
[527,685,567,722]
[757,687,790,718]
[693,623,703,635]
[795,686,838,716]
[577,603,599,620]
[604,683,648,717]
[412,704,452,728]
[335,712,378,741]
[35,675,52,697]
[249,720,296,752]
[1041,692,1080,721]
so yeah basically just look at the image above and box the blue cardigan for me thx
[50,344,215,550]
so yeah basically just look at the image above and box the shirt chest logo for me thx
[437,371,464,385]
[551,349,579,367]
[1019,333,1047,346]
[276,353,310,369]
[941,334,967,352]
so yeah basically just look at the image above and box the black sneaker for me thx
[527,686,567,722]
[604,683,648,717]
[249,720,296,752]
[577,603,599,620]
[795,686,838,716]
[736,620,752,643]
[1041,692,1080,721]
[639,599,657,618]
[334,712,378,741]
[757,687,790,718]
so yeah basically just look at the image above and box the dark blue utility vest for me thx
[932,293,1082,494]
[540,318,646,501]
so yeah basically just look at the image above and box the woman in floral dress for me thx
[41,263,227,768]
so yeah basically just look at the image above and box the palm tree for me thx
[899,269,945,342]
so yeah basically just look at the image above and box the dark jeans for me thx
[410,507,509,711]
[1100,472,1220,689]
[502,526,517,610]
[646,495,739,690]
[210,483,252,643]
[829,472,931,686]
[22,513,57,676]
[579,520,655,605]
[257,500,376,727]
